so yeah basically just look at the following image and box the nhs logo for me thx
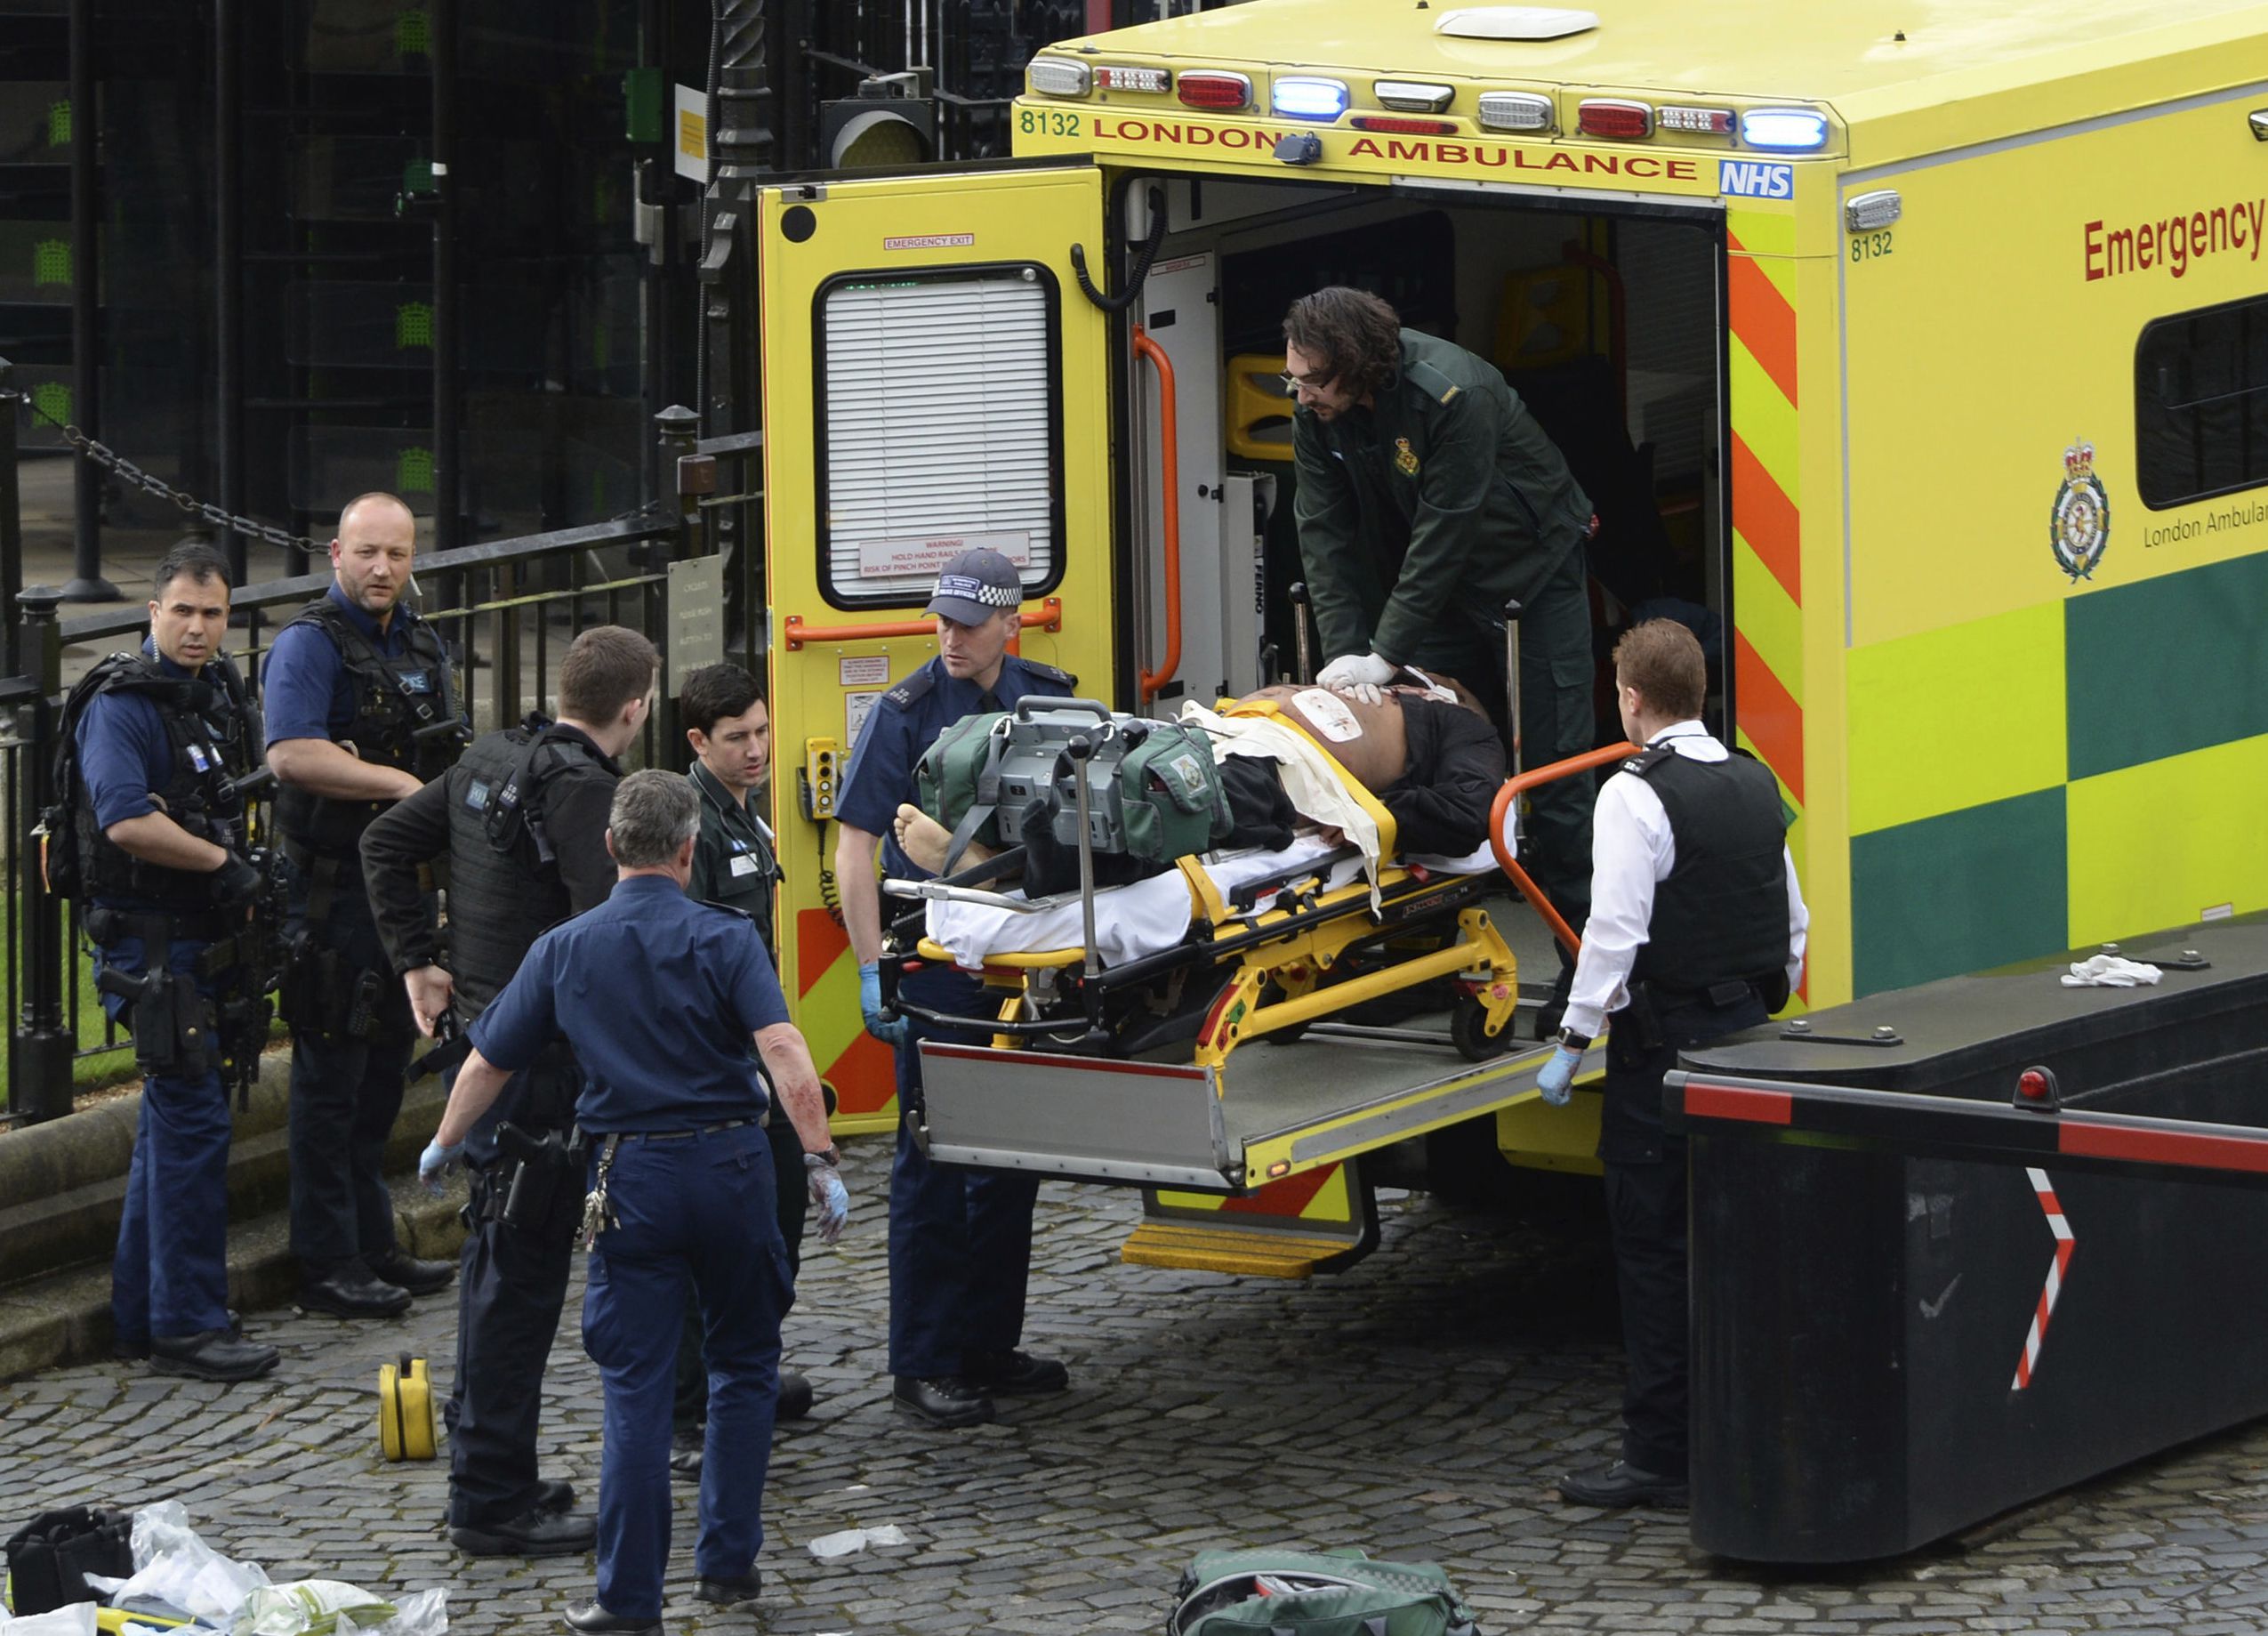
[1720,160,1793,199]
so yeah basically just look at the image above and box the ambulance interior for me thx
[1122,176,1728,747]
[1113,174,1729,1045]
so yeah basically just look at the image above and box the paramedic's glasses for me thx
[1279,367,1333,390]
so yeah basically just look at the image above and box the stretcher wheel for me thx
[1450,994,1517,1061]
[379,1351,438,1462]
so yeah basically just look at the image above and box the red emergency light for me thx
[1576,99,1652,139]
[1349,116,1458,134]
[1178,72,1251,111]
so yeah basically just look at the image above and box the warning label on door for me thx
[839,655,891,687]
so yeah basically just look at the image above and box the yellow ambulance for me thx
[759,0,2268,1269]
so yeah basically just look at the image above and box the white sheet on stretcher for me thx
[923,833,1503,969]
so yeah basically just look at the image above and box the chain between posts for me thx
[21,395,674,556]
[22,392,318,554]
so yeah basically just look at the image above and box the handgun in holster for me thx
[492,1120,583,1242]
[94,963,207,1080]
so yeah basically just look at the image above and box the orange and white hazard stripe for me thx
[2011,1167,2076,1390]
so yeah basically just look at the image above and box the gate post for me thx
[2,358,23,677]
[12,587,77,1125]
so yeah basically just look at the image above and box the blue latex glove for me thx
[1537,1045,1583,1108]
[805,1153,851,1245]
[419,1138,465,1193]
[858,962,908,1046]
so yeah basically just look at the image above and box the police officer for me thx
[69,542,277,1382]
[1284,286,1598,1003]
[265,490,462,1317]
[420,771,848,1635]
[1537,619,1809,1510]
[362,625,658,1558]
[833,547,1074,1429]
[670,665,814,1477]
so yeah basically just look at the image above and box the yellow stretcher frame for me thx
[909,698,1524,1083]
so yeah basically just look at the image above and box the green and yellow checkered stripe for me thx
[1846,550,2268,995]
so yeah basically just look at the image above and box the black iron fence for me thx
[4,372,765,1127]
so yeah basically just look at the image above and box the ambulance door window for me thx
[815,266,1066,609]
[2135,294,2268,510]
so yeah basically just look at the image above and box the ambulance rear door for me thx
[758,163,1116,1133]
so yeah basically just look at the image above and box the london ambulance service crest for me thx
[2050,439,2109,582]
[1394,437,1420,477]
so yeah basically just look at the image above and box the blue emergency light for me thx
[1273,77,1350,121]
[1741,108,1829,150]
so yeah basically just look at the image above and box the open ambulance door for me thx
[757,164,1118,1134]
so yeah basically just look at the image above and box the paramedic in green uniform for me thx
[1285,286,1599,1008]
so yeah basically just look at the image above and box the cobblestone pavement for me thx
[8,1142,2268,1635]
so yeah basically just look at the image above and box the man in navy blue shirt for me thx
[832,547,1075,1429]
[264,491,463,1318]
[72,541,277,1382]
[422,770,847,1634]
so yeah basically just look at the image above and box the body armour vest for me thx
[444,717,611,1019]
[1626,745,1789,1001]
[272,598,463,854]
[71,652,257,909]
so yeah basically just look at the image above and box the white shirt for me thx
[1562,721,1810,1040]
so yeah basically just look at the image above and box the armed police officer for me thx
[670,664,829,1478]
[362,625,657,1559]
[834,547,1075,1429]
[421,771,846,1634]
[65,541,277,1382]
[264,490,464,1318]
[1284,286,1598,1019]
[1537,619,1809,1511]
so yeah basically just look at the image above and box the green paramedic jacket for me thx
[1291,326,1592,670]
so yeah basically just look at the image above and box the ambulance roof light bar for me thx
[1576,99,1651,140]
[1374,80,1455,113]
[1273,77,1351,121]
[1178,71,1251,111]
[1741,107,1830,149]
[1028,57,1090,97]
[1476,91,1554,133]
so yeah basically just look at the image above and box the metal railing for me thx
[4,388,764,1127]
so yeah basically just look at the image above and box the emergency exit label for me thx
[1720,160,1793,199]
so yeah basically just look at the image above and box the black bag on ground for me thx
[4,1505,133,1615]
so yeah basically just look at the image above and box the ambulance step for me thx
[1120,1220,1375,1277]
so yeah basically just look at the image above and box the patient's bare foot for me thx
[893,803,955,874]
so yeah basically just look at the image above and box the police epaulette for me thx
[1403,358,1462,406]
[1624,745,1677,778]
[883,668,937,710]
[1017,658,1076,689]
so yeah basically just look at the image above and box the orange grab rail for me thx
[1487,740,1639,957]
[1132,326,1182,703]
[782,597,1062,652]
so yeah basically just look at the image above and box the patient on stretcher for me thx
[890,673,1506,880]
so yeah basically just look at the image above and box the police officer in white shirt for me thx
[1537,618,1808,1512]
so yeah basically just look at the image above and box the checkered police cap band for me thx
[933,573,1020,608]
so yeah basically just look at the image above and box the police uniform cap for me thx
[924,548,1024,625]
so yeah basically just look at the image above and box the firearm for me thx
[213,844,287,1111]
[407,1003,473,1085]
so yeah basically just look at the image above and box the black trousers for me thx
[445,1169,574,1526]
[283,860,414,1272]
[1598,987,1769,1480]
[672,1108,808,1435]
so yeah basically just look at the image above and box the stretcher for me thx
[880,696,1548,1077]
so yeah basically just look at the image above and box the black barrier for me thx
[2,410,762,1126]
[1667,912,2268,1564]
